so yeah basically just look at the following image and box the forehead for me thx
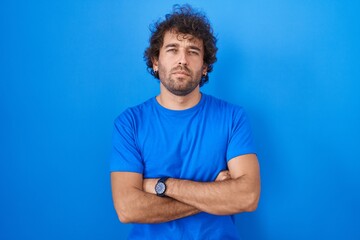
[162,30,203,49]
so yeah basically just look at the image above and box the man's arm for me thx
[111,172,200,224]
[111,170,230,223]
[143,154,260,215]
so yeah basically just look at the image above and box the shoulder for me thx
[114,97,155,126]
[203,94,246,114]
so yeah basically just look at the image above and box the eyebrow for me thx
[164,43,179,49]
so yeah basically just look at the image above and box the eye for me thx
[167,48,177,53]
[189,50,199,55]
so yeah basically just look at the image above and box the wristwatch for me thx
[155,177,169,197]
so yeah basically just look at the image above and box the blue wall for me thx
[1,0,359,239]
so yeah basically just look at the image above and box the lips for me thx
[172,71,190,76]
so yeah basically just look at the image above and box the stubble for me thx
[158,65,202,96]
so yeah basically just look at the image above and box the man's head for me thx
[144,4,217,92]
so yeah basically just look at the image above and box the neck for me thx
[156,84,201,110]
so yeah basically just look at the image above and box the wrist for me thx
[143,178,158,194]
[155,177,169,197]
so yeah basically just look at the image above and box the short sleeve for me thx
[226,108,257,161]
[110,111,144,173]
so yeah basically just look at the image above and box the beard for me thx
[158,65,202,96]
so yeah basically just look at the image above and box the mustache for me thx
[171,66,191,74]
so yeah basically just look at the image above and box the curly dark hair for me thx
[144,4,218,87]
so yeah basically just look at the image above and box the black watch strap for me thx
[155,177,169,197]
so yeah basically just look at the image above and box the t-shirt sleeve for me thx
[226,107,257,161]
[109,111,144,173]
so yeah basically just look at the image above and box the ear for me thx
[202,64,208,75]
[152,57,159,71]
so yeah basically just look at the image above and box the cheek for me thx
[161,63,177,76]
[157,64,169,79]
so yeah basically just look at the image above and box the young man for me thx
[110,5,260,239]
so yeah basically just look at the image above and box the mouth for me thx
[172,71,190,76]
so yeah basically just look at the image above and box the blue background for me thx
[1,0,359,239]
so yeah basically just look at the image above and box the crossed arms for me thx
[111,154,260,224]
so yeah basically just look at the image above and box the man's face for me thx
[152,30,208,96]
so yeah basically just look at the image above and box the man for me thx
[110,4,260,239]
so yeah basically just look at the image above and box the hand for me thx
[215,170,231,181]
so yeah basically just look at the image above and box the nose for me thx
[178,50,188,65]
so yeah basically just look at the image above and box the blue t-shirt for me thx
[110,93,256,239]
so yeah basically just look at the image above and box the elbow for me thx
[117,212,131,224]
[215,191,260,215]
[243,191,260,212]
[115,203,135,224]
[244,201,258,212]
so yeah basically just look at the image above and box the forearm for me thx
[114,188,200,224]
[144,176,259,215]
[166,177,258,215]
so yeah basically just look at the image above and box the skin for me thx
[111,30,261,223]
[153,30,208,110]
[143,154,260,215]
[111,170,231,223]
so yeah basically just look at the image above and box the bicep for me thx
[227,154,261,212]
[111,171,143,203]
[227,154,260,181]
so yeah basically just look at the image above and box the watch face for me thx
[155,182,166,194]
